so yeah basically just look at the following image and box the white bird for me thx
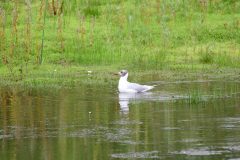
[118,70,155,93]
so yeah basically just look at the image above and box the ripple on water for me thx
[67,127,135,143]
[105,128,131,141]
[111,151,159,159]
[174,144,240,157]
[0,134,13,139]
[67,127,144,145]
[180,138,201,143]
[219,117,240,130]
[67,126,108,138]
[222,117,240,123]
[162,127,181,131]
[111,120,143,125]
[175,147,227,156]
[220,124,239,129]
[223,145,240,152]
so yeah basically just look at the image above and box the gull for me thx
[118,70,155,93]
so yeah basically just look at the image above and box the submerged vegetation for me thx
[0,0,239,86]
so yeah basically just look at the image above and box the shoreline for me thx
[0,64,239,89]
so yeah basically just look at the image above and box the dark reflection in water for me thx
[0,80,240,160]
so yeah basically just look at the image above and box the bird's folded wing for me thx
[127,82,150,92]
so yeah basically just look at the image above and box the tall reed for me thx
[10,0,19,59]
[57,0,64,54]
[0,9,7,65]
[51,0,57,16]
[77,11,86,48]
[199,0,208,23]
[89,17,95,46]
[35,0,44,64]
[7,0,19,75]
[36,0,47,64]
[23,0,32,71]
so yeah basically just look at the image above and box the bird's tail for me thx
[143,85,155,92]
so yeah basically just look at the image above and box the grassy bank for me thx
[0,0,240,87]
[0,64,239,89]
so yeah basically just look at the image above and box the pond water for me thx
[0,77,240,160]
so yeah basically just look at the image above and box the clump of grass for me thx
[187,90,204,105]
[215,51,235,67]
[199,45,214,64]
[83,6,100,17]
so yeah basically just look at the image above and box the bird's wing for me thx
[127,82,152,92]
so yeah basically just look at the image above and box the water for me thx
[0,79,240,160]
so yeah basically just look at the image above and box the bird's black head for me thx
[119,70,128,77]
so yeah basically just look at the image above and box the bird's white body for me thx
[118,72,154,93]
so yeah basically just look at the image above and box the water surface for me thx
[0,78,240,160]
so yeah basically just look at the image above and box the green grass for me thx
[0,0,240,86]
[0,64,239,89]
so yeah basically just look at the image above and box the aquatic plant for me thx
[187,90,203,105]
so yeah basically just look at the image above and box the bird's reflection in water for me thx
[118,92,153,114]
[118,91,181,114]
[118,93,132,113]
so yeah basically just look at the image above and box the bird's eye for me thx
[120,71,123,73]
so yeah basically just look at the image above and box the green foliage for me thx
[83,6,100,17]
[0,0,239,74]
